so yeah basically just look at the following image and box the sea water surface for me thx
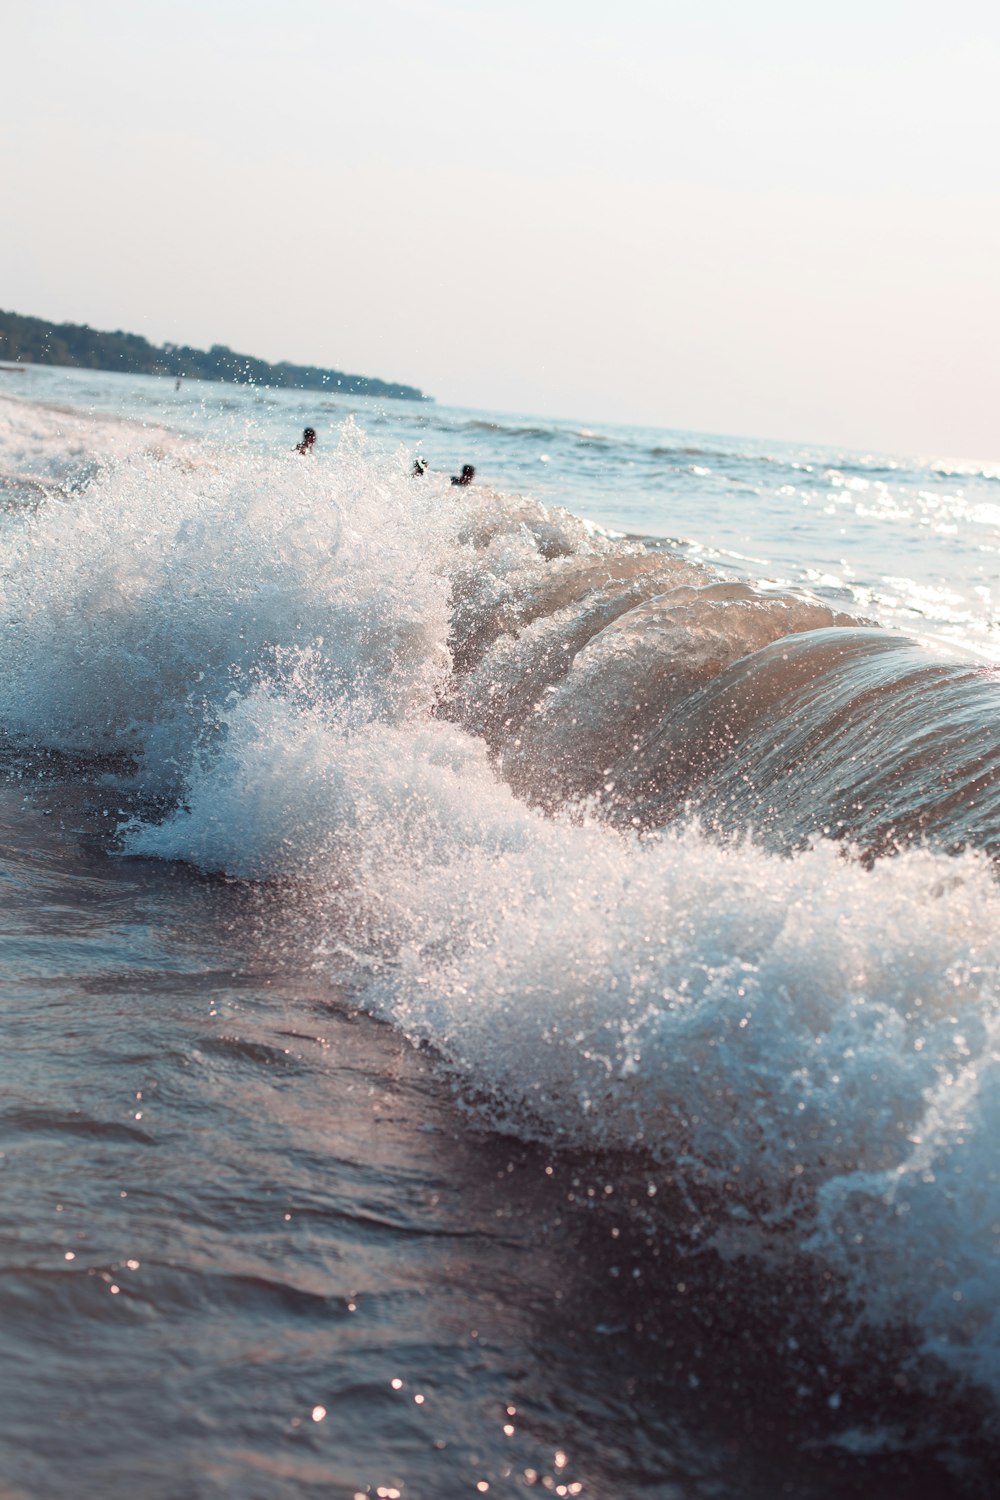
[1,366,1000,1499]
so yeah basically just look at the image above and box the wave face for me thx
[2,394,1000,1438]
[624,630,1000,855]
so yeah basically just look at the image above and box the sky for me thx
[2,0,999,457]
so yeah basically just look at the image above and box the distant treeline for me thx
[0,308,431,403]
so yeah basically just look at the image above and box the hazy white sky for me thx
[3,0,998,456]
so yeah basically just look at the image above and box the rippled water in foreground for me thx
[3,784,991,1500]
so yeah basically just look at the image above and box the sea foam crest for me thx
[5,406,1000,1413]
[122,652,1000,1408]
[0,391,183,488]
[0,420,458,784]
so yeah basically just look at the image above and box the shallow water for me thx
[1,786,992,1500]
[1,370,999,1497]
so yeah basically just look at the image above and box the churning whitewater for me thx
[2,372,1000,1499]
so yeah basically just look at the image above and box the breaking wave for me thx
[2,403,1000,1431]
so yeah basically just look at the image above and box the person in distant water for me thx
[174,377,182,391]
[295,427,317,454]
[450,464,475,486]
[412,457,428,477]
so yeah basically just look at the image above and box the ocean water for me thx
[1,365,1000,1499]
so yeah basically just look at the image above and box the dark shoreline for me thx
[0,306,432,403]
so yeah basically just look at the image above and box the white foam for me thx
[5,401,1000,1412]
[0,418,456,783]
[0,391,185,488]
[122,669,1000,1405]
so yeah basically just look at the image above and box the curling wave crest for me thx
[2,408,1000,1417]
